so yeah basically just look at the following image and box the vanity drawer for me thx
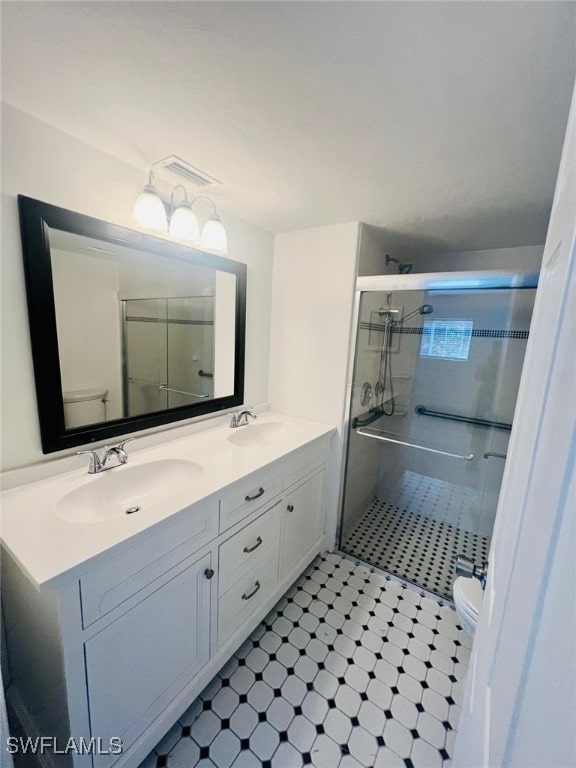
[283,436,328,490]
[218,554,278,646]
[219,503,281,596]
[219,469,281,533]
[80,500,217,628]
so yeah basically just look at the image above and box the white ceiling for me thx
[2,1,575,254]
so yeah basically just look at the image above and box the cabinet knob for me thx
[287,504,294,512]
[204,568,215,580]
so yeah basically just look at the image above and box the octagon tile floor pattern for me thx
[139,552,471,768]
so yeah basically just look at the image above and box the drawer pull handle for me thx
[243,537,263,554]
[242,581,261,600]
[287,504,294,512]
[245,487,265,502]
[204,568,215,580]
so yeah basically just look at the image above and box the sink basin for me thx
[56,459,204,524]
[227,421,290,447]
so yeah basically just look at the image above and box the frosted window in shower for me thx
[420,319,473,361]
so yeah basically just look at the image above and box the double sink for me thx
[55,420,290,525]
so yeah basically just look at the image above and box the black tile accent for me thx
[199,747,209,760]
[350,717,360,727]
[240,738,250,750]
[258,712,267,722]
[181,725,191,737]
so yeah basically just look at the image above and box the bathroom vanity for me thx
[1,413,334,768]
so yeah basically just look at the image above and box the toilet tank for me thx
[63,388,108,429]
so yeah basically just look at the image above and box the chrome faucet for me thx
[77,438,135,474]
[230,409,257,428]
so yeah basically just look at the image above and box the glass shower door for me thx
[340,285,536,599]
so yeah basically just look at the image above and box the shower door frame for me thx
[336,268,539,558]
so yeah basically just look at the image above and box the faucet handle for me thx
[117,437,135,451]
[77,450,103,474]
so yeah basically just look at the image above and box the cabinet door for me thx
[85,552,211,768]
[281,470,325,578]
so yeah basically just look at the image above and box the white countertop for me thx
[0,412,335,589]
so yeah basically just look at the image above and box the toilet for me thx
[453,576,483,637]
[63,388,108,429]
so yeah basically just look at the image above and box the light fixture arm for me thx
[190,195,218,216]
[169,184,190,217]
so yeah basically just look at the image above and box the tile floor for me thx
[341,499,490,599]
[377,469,499,539]
[140,552,471,768]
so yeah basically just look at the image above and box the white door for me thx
[85,552,211,768]
[281,470,325,578]
[453,87,576,766]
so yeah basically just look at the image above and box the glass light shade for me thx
[201,215,228,253]
[169,204,200,242]
[133,187,167,232]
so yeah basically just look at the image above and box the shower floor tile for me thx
[139,552,470,768]
[341,499,490,600]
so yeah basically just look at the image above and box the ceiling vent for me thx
[153,155,222,188]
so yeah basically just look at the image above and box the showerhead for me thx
[420,304,434,315]
[385,254,413,274]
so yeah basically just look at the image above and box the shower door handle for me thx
[355,427,474,461]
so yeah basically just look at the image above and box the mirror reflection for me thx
[48,228,237,430]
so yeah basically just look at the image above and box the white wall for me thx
[0,104,274,471]
[412,245,544,273]
[51,250,123,422]
[269,222,360,547]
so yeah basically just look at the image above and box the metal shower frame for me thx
[336,268,540,548]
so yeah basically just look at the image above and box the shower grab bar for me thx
[129,377,209,398]
[158,385,210,399]
[483,452,507,460]
[355,427,474,461]
[415,405,512,431]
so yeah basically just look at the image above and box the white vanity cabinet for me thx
[85,550,212,768]
[2,429,332,768]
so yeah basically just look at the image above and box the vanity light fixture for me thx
[168,185,200,242]
[132,171,168,232]
[196,196,228,254]
[133,173,228,253]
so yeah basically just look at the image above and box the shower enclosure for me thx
[122,296,214,417]
[339,271,538,600]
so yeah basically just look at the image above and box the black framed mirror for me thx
[18,195,246,453]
